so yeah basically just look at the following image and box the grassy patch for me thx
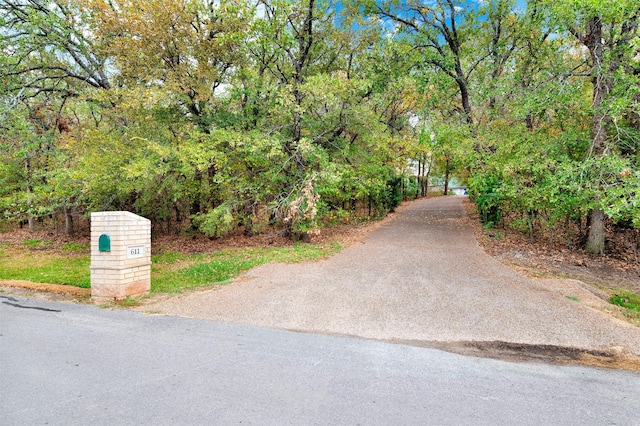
[113,297,142,308]
[23,239,43,248]
[610,291,640,313]
[61,242,90,252]
[0,251,91,287]
[151,243,341,293]
[0,241,341,293]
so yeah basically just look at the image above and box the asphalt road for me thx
[2,295,639,425]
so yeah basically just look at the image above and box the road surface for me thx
[2,295,639,425]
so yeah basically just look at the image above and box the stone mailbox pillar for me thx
[90,211,151,302]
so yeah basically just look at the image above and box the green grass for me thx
[0,252,91,287]
[61,242,91,252]
[610,291,640,313]
[0,242,342,294]
[23,239,43,248]
[151,244,341,293]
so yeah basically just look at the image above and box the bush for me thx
[468,174,503,224]
[191,204,234,238]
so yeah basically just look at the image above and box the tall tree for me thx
[546,0,639,254]
[358,0,484,127]
[0,0,111,98]
[85,0,250,129]
[0,0,113,232]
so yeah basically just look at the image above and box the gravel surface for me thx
[141,196,640,358]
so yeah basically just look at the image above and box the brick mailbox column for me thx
[90,212,151,302]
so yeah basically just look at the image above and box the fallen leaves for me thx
[463,199,639,296]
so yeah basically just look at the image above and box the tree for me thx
[1,0,114,233]
[545,0,640,254]
[0,0,111,98]
[358,0,487,127]
[84,0,250,130]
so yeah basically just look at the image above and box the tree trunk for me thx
[64,208,74,236]
[582,13,637,254]
[421,157,428,197]
[424,166,431,198]
[456,77,473,126]
[244,216,254,237]
[416,159,421,198]
[443,156,450,196]
[583,16,608,254]
[244,203,255,237]
[585,209,605,254]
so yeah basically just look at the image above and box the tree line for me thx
[1,0,638,254]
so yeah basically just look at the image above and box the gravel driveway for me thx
[142,196,640,359]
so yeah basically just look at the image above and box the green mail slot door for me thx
[98,234,111,252]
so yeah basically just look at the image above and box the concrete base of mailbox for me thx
[91,212,151,302]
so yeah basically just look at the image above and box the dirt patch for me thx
[463,199,640,296]
[395,339,640,370]
[152,205,410,254]
[464,199,640,328]
[1,280,90,302]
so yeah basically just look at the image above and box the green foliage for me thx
[191,204,235,238]
[1,0,638,252]
[468,174,503,225]
[385,176,404,211]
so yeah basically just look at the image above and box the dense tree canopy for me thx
[1,0,638,254]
